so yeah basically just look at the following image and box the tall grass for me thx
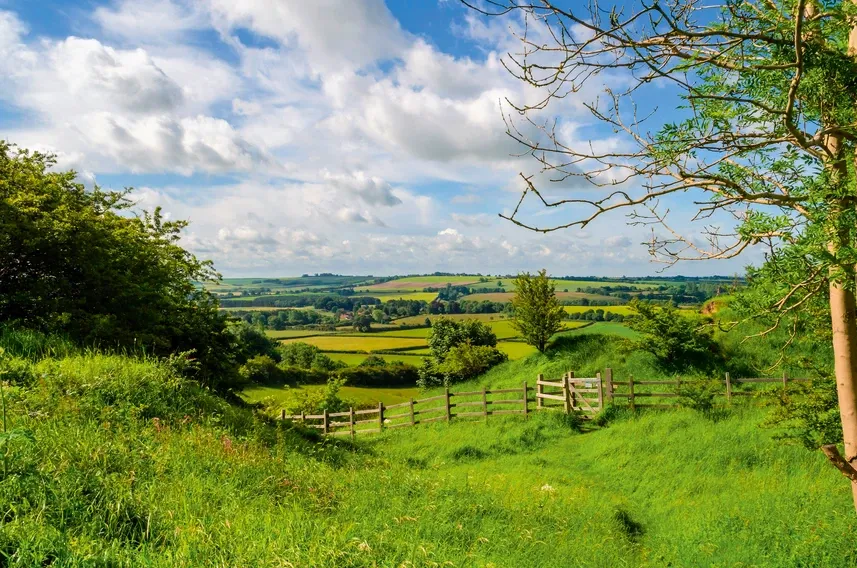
[2,329,856,566]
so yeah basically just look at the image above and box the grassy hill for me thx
[3,328,856,566]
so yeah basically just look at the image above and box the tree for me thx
[465,0,857,511]
[0,142,235,388]
[626,300,721,371]
[352,314,373,332]
[511,270,564,352]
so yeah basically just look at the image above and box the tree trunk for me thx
[828,278,857,511]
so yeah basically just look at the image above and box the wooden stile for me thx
[596,372,603,411]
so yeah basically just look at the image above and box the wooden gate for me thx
[535,372,603,417]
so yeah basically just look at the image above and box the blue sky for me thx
[0,0,757,277]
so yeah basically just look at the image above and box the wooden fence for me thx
[535,371,603,416]
[281,383,529,437]
[280,369,814,436]
[603,370,810,409]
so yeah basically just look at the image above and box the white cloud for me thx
[451,213,491,227]
[323,171,402,207]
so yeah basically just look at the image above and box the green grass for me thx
[496,341,539,360]
[242,384,421,410]
[265,329,335,339]
[372,327,433,338]
[4,328,857,566]
[325,352,427,366]
[395,313,512,326]
[280,335,427,353]
[558,321,641,339]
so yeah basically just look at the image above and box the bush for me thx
[359,355,388,367]
[278,342,344,371]
[282,378,354,415]
[626,300,721,371]
[238,355,285,386]
[336,364,419,387]
[427,319,497,359]
[418,344,507,388]
[229,322,281,364]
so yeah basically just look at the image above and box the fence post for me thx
[783,371,788,390]
[676,376,682,404]
[323,409,329,435]
[378,401,384,433]
[445,387,451,422]
[604,368,614,404]
[569,371,576,411]
[629,375,636,412]
[409,398,415,426]
[596,372,603,411]
[537,374,544,409]
[725,372,732,403]
[349,407,355,439]
[482,386,488,419]
[280,408,285,420]
[300,411,305,424]
[563,372,572,414]
[523,381,528,418]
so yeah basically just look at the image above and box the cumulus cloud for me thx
[323,171,402,207]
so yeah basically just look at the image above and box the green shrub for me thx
[419,344,507,388]
[282,378,354,415]
[238,355,285,386]
[278,342,344,371]
[358,355,388,367]
[427,319,497,359]
[336,364,419,387]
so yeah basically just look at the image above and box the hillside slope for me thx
[2,331,855,566]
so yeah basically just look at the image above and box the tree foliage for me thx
[418,318,505,388]
[627,301,720,372]
[0,143,236,388]
[511,270,564,352]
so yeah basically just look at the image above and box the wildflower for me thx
[540,484,555,492]
[357,541,371,552]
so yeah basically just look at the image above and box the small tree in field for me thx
[511,270,564,352]
[465,0,857,512]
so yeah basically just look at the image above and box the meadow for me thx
[356,275,481,291]
[6,328,856,566]
[280,335,427,353]
[462,291,618,303]
[241,384,421,408]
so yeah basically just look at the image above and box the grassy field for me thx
[395,313,512,325]
[357,276,481,291]
[496,341,539,359]
[325,352,428,366]
[280,335,427,353]
[242,384,421,409]
[557,321,641,339]
[375,291,438,303]
[468,278,661,291]
[7,328,857,566]
[462,291,619,303]
[373,327,433,338]
[265,329,336,339]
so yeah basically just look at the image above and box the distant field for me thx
[373,327,433,338]
[265,329,335,339]
[462,291,619,303]
[241,384,420,410]
[325,352,428,366]
[468,278,660,291]
[358,276,481,291]
[280,336,426,353]
[563,305,636,315]
[395,313,512,326]
[373,291,438,303]
[496,341,539,359]
[555,321,641,339]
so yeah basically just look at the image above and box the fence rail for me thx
[280,368,814,436]
[281,382,528,437]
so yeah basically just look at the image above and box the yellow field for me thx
[395,313,512,326]
[496,341,539,359]
[324,352,428,366]
[563,305,636,315]
[376,292,438,303]
[280,335,426,353]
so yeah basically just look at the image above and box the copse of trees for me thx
[0,143,239,389]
